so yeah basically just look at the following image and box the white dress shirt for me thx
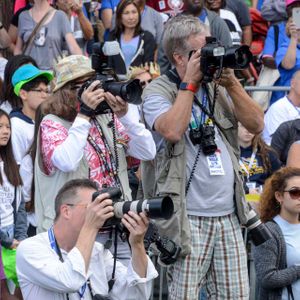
[16,232,158,300]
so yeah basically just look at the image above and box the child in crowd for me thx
[10,64,53,164]
[0,109,26,250]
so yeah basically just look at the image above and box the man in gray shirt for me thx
[142,14,264,299]
[158,0,232,74]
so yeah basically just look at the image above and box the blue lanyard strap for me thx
[48,227,87,299]
[190,90,209,129]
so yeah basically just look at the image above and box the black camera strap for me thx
[165,69,216,121]
[87,116,122,188]
[166,69,218,195]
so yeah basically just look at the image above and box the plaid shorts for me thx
[167,213,249,300]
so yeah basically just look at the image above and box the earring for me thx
[276,202,281,208]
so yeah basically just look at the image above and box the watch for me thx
[179,82,198,93]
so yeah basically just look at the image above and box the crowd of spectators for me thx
[0,0,300,299]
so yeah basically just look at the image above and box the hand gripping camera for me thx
[78,41,143,115]
[199,37,253,83]
[92,187,174,229]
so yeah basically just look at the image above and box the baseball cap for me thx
[12,64,53,96]
[286,0,300,7]
[52,55,95,92]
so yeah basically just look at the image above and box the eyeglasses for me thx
[30,88,50,95]
[140,79,152,88]
[65,203,88,208]
[283,188,300,200]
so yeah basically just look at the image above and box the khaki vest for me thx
[142,75,249,257]
[35,114,131,233]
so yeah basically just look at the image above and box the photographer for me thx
[34,55,156,261]
[16,178,158,300]
[142,15,264,299]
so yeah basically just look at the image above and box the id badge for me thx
[207,151,225,176]
[159,0,166,10]
[246,182,256,190]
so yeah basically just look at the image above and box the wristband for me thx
[179,82,198,93]
[0,22,3,30]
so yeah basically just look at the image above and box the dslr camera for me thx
[199,37,253,83]
[189,123,217,155]
[78,41,143,115]
[92,187,174,229]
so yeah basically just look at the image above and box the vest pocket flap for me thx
[166,141,185,157]
[217,117,234,130]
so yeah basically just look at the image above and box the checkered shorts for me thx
[167,213,249,300]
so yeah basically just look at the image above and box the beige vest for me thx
[142,75,249,257]
[35,114,131,233]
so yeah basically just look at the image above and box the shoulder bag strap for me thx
[23,8,54,54]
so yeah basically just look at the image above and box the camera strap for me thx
[165,69,216,121]
[87,117,122,188]
[48,226,88,300]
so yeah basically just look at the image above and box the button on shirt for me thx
[16,232,158,300]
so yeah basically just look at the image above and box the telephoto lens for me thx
[246,206,272,246]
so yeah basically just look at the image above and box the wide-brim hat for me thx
[52,55,95,92]
[12,64,53,96]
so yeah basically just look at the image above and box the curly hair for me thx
[260,167,300,222]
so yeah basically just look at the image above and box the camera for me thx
[92,187,174,229]
[246,204,272,246]
[77,41,143,115]
[189,124,217,155]
[144,222,181,265]
[199,37,253,83]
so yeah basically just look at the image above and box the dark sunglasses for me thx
[283,188,300,199]
[140,79,152,88]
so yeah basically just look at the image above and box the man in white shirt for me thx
[263,70,300,145]
[16,178,158,300]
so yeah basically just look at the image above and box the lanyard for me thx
[48,227,87,299]
[87,117,121,187]
[239,148,257,181]
[286,96,300,116]
[190,90,208,129]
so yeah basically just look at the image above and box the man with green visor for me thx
[10,64,53,165]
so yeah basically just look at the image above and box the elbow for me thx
[84,28,94,41]
[164,131,182,144]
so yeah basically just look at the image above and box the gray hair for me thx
[163,15,210,65]
[54,178,98,220]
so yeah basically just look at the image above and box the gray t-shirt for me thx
[143,90,235,217]
[225,0,251,28]
[111,5,164,45]
[19,10,72,70]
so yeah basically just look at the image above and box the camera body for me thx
[189,124,217,155]
[92,187,174,229]
[77,42,143,115]
[199,37,253,83]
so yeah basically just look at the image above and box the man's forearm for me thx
[227,79,264,134]
[131,243,148,278]
[154,90,194,143]
[75,225,98,272]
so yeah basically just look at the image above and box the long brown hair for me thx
[43,82,78,122]
[252,134,278,174]
[0,110,23,187]
[114,0,142,39]
[260,167,300,222]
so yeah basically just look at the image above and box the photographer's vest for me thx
[141,75,249,257]
[35,114,131,233]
